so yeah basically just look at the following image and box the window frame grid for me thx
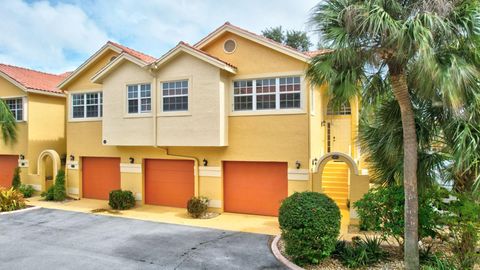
[126,84,151,114]
[5,98,24,121]
[161,80,189,112]
[71,92,103,119]
[233,76,302,112]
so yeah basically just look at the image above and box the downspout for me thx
[148,65,200,197]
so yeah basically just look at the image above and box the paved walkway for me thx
[0,208,286,270]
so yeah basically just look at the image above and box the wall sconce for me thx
[321,120,326,127]
[129,157,135,164]
[332,154,339,160]
[69,155,75,161]
[312,158,318,166]
[19,154,25,160]
[295,161,301,169]
[203,158,208,166]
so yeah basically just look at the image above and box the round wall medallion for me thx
[223,39,237,53]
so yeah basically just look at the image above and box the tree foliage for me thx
[0,99,16,144]
[262,26,312,51]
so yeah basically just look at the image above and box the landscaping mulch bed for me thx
[277,238,404,270]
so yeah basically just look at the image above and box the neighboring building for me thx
[0,64,67,191]
[58,22,369,222]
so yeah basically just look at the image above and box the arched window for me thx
[327,100,351,115]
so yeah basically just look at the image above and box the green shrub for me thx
[353,185,443,246]
[41,186,54,201]
[19,184,35,198]
[53,170,66,201]
[11,167,21,189]
[279,192,341,265]
[333,235,387,268]
[187,196,209,218]
[41,170,66,201]
[441,192,480,269]
[109,190,135,210]
[0,187,26,212]
[421,254,457,270]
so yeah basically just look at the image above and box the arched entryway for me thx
[37,150,61,191]
[313,152,359,209]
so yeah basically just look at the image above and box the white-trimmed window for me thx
[5,98,23,121]
[279,77,301,109]
[233,76,301,112]
[327,100,351,115]
[162,80,188,112]
[127,84,151,114]
[72,92,103,119]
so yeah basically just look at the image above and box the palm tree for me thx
[0,99,16,143]
[308,1,480,268]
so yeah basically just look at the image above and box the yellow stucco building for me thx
[1,22,369,223]
[0,64,67,191]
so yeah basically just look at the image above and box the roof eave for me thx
[91,53,149,84]
[57,43,122,89]
[194,24,310,63]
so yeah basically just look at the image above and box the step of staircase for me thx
[322,161,349,209]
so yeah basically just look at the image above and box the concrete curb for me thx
[0,206,41,215]
[271,235,305,270]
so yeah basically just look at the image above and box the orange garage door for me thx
[145,159,194,208]
[224,161,288,216]
[0,155,18,188]
[82,157,120,200]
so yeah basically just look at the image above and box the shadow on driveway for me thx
[0,208,286,270]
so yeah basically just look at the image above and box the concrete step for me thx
[322,181,348,188]
[322,176,348,182]
[322,186,349,193]
[322,172,349,177]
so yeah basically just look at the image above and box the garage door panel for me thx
[82,157,120,200]
[0,155,18,188]
[145,159,194,208]
[224,161,288,216]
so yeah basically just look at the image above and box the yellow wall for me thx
[202,32,308,75]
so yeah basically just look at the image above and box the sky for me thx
[0,0,320,74]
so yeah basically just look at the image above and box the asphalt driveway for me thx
[0,208,286,270]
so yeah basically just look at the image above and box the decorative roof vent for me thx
[223,39,236,53]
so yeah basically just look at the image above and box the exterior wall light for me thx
[295,161,301,169]
[129,157,135,164]
[332,154,340,160]
[321,120,326,127]
[312,158,318,166]
[69,155,75,161]
[19,154,25,160]
[203,159,208,166]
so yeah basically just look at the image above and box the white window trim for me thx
[68,90,103,122]
[158,77,192,117]
[126,83,152,115]
[230,75,306,116]
[2,96,27,122]
[310,85,316,116]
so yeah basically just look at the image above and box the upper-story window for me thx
[327,100,351,115]
[162,80,188,112]
[127,84,151,114]
[5,98,23,121]
[72,92,103,119]
[233,76,301,112]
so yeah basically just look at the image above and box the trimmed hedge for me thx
[187,196,209,218]
[279,192,341,266]
[109,190,136,210]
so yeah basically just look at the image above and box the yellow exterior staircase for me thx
[322,161,349,208]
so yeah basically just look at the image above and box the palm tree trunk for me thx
[390,72,419,270]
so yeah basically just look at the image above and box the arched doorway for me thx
[314,152,359,209]
[37,150,61,191]
[325,100,352,155]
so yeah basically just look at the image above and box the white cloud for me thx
[0,0,320,73]
[0,0,109,73]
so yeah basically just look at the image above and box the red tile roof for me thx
[305,49,333,57]
[177,41,237,69]
[107,41,156,64]
[0,64,66,94]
